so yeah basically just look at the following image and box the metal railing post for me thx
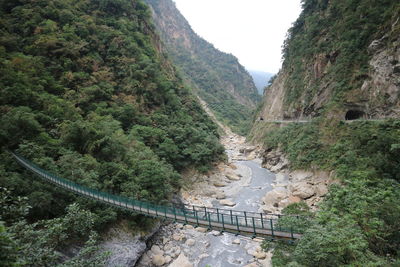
[252,217,256,237]
[236,215,240,234]
[221,214,225,231]
[230,210,233,224]
[217,208,220,222]
[260,213,264,229]
[244,211,248,227]
[270,219,274,239]
[173,206,177,221]
[207,212,212,229]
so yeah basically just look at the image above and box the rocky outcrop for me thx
[100,222,159,267]
[260,166,335,214]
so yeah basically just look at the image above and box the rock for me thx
[183,225,194,230]
[289,170,313,182]
[211,230,221,236]
[275,173,287,183]
[165,255,172,264]
[244,263,258,267]
[169,253,193,267]
[288,195,302,204]
[162,237,169,245]
[253,251,267,259]
[314,183,328,196]
[214,191,226,199]
[185,239,195,246]
[199,253,209,259]
[219,199,236,207]
[213,181,227,187]
[232,239,241,245]
[195,227,208,233]
[291,182,315,199]
[172,234,182,241]
[226,174,240,181]
[152,254,166,266]
[151,245,163,256]
[175,223,184,229]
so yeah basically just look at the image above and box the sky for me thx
[172,0,302,74]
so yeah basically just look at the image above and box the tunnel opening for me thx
[345,110,365,120]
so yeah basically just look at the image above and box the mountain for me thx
[0,0,224,264]
[250,0,400,265]
[144,0,261,134]
[248,70,275,95]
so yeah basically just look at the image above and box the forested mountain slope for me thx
[0,0,224,265]
[144,0,261,134]
[250,0,400,266]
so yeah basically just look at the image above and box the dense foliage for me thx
[262,120,400,265]
[0,0,224,264]
[281,0,399,113]
[145,0,261,135]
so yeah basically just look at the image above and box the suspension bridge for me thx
[12,152,303,241]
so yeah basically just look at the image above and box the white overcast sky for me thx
[173,0,302,74]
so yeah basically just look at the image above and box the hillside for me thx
[0,0,224,265]
[248,70,275,95]
[250,0,400,265]
[144,0,261,134]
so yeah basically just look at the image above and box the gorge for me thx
[0,0,399,266]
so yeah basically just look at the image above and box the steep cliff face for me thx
[256,0,399,122]
[144,0,260,134]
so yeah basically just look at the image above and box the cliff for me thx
[144,0,261,134]
[255,0,399,122]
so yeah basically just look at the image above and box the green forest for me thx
[0,0,224,265]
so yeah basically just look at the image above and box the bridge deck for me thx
[12,152,302,241]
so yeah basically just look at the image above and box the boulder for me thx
[226,174,240,181]
[165,255,172,264]
[232,239,241,245]
[289,170,313,182]
[253,251,267,259]
[291,182,315,199]
[185,239,195,246]
[214,191,226,199]
[211,230,221,236]
[219,199,236,207]
[169,253,193,267]
[314,183,328,196]
[152,254,166,266]
[213,181,227,187]
[195,227,208,233]
[151,245,163,256]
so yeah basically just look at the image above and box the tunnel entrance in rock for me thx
[345,110,365,120]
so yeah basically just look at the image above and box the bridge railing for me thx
[12,152,305,238]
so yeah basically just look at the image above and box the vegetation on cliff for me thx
[281,0,399,117]
[257,0,400,265]
[144,0,261,135]
[0,0,224,264]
